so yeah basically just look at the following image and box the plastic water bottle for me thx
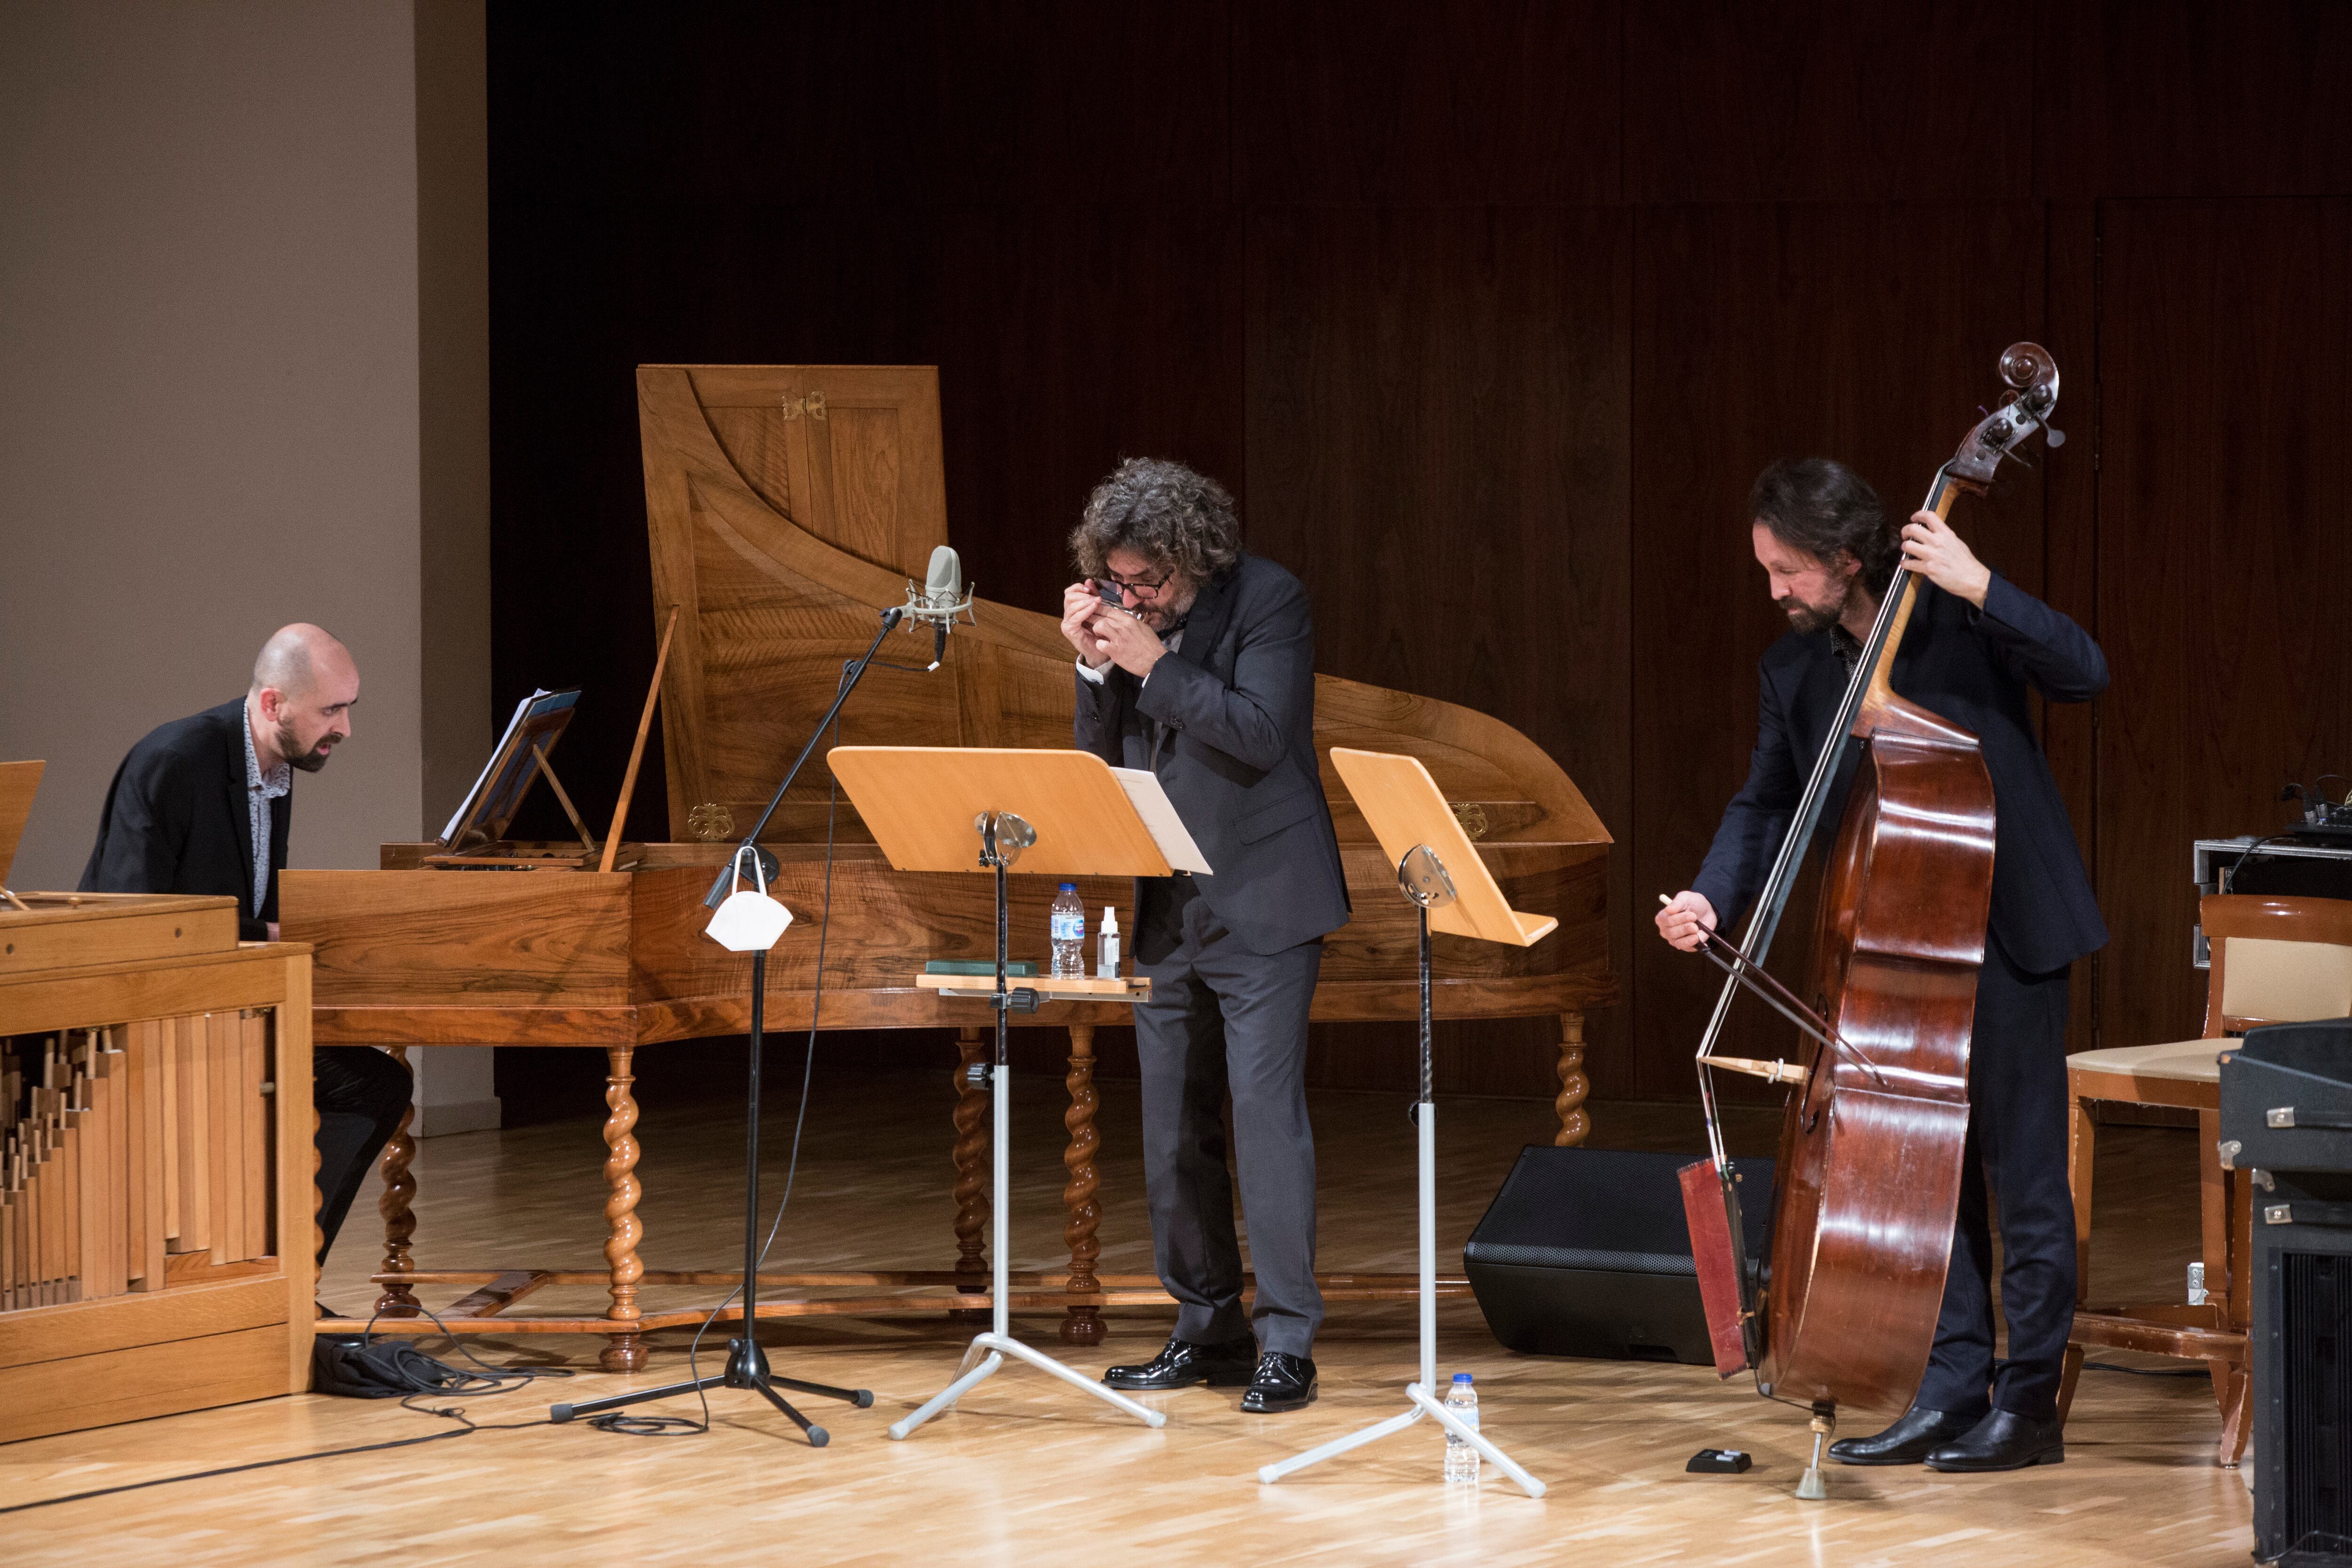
[1097,906,1121,979]
[1443,1373,1480,1483]
[1050,883,1086,978]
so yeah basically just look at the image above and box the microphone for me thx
[901,545,974,670]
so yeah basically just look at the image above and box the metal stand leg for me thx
[1260,901,1545,1497]
[1796,1404,1836,1501]
[890,1063,1166,1438]
[890,830,1166,1440]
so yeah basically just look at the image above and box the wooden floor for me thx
[2,1062,2255,1566]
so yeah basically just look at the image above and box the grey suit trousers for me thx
[1133,877,1324,1358]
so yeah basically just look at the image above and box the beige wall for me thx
[0,0,488,890]
[415,0,492,836]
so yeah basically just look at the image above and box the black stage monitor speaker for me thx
[2226,1018,2352,1568]
[1463,1146,1773,1365]
[2251,1168,2352,1567]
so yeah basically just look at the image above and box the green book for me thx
[925,960,1040,977]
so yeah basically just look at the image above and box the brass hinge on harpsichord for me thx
[779,388,827,420]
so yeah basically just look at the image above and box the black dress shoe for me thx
[1102,1335,1256,1391]
[1924,1409,2066,1472]
[1828,1405,1986,1466]
[1240,1351,1318,1413]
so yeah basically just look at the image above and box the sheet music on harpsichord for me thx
[438,687,581,846]
[1111,766,1213,875]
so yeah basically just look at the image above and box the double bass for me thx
[1677,344,2065,1496]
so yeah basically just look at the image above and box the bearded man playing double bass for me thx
[1656,458,2107,1473]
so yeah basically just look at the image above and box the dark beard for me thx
[1777,596,1840,636]
[276,719,334,772]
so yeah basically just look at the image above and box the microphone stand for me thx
[701,605,906,908]
[552,605,905,1442]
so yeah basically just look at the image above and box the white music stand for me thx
[827,746,1178,1439]
[1258,748,1555,1497]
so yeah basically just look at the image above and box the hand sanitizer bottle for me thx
[1097,906,1121,979]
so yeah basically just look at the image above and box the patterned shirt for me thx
[241,698,291,917]
[1830,622,1861,675]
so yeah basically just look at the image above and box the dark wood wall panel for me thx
[2040,201,2104,1052]
[496,3,1232,207]
[1237,0,1621,204]
[2095,198,2352,1049]
[1624,3,2035,203]
[486,8,2349,1118]
[926,208,1248,624]
[2037,1,2352,200]
[1246,205,1633,1096]
[1630,203,2050,1099]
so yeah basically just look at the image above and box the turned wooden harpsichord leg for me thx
[374,1045,420,1316]
[950,1026,989,1323]
[1553,1011,1591,1147]
[313,1099,326,1277]
[1061,1023,1104,1347]
[600,1043,646,1372]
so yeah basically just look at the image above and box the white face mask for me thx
[705,853,794,953]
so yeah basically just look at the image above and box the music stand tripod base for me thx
[887,1054,1165,1439]
[1260,754,1557,1499]
[1254,1072,1544,1498]
[870,799,1166,1441]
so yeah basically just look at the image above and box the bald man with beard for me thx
[80,624,411,1284]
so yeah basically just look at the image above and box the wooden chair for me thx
[2056,893,2352,1466]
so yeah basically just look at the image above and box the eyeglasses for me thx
[1096,570,1171,599]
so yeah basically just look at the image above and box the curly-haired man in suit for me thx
[1061,459,1351,1414]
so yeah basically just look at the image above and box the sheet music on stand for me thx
[439,688,581,847]
[1109,767,1212,875]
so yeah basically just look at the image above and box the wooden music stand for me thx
[827,746,1174,1439]
[430,688,593,867]
[1259,748,1554,1498]
[0,761,43,911]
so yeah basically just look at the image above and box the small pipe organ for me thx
[2,1012,277,1310]
[0,892,314,1443]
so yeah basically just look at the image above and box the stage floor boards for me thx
[4,1066,2253,1565]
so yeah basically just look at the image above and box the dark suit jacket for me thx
[1690,573,2108,976]
[79,699,288,942]
[1073,552,1351,956]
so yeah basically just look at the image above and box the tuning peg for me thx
[2044,426,2066,447]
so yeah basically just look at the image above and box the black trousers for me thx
[1132,877,1325,1358]
[1915,936,2079,1420]
[312,1045,413,1269]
